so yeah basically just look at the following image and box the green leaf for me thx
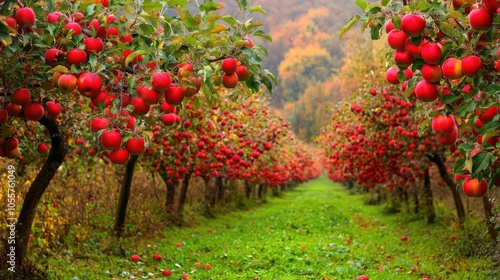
[139,23,155,35]
[484,84,500,95]
[166,0,188,7]
[236,0,249,13]
[478,121,500,135]
[252,30,272,42]
[370,21,382,40]
[392,16,401,30]
[261,75,273,93]
[472,151,491,174]
[339,15,361,40]
[86,4,97,16]
[89,54,97,70]
[263,69,278,85]
[381,0,390,6]
[0,24,12,47]
[355,0,369,11]
[221,15,238,26]
[417,1,432,11]
[125,50,146,66]
[418,118,431,136]
[442,94,461,105]
[456,98,476,118]
[249,5,266,14]
[453,158,466,174]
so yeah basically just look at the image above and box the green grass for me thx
[45,176,495,279]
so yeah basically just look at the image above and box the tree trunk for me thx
[202,177,214,218]
[114,155,139,238]
[482,194,498,242]
[423,167,436,224]
[158,164,177,217]
[413,183,419,214]
[257,183,263,200]
[12,116,68,270]
[244,181,251,200]
[215,176,225,206]
[177,172,192,216]
[428,152,465,226]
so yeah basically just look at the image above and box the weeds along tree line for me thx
[0,0,322,277]
[316,0,500,255]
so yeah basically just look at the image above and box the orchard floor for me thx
[46,176,495,280]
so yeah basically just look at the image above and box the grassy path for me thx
[49,177,494,279]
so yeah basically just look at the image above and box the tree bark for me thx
[114,155,139,238]
[215,176,225,206]
[13,116,68,269]
[413,183,419,214]
[159,163,177,215]
[244,181,251,200]
[423,167,436,224]
[257,183,264,200]
[482,194,498,242]
[202,177,214,218]
[177,172,192,216]
[428,152,465,226]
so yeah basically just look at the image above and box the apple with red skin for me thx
[461,55,482,76]
[165,84,185,106]
[441,58,463,79]
[5,17,16,29]
[221,58,238,74]
[126,136,146,155]
[401,13,426,37]
[46,12,65,23]
[15,8,36,28]
[394,50,415,67]
[45,48,64,66]
[140,87,162,105]
[356,276,369,280]
[45,101,61,118]
[131,97,151,116]
[484,0,500,13]
[23,103,45,121]
[161,102,176,113]
[222,73,239,88]
[177,62,194,78]
[401,235,407,241]
[468,8,493,31]
[421,64,442,82]
[64,22,82,35]
[437,127,458,145]
[162,269,171,276]
[6,103,22,116]
[421,43,442,65]
[385,67,412,84]
[90,117,109,132]
[181,76,201,97]
[123,50,143,65]
[151,72,172,92]
[387,29,407,50]
[5,137,19,149]
[181,273,189,279]
[385,20,395,33]
[12,88,31,105]
[236,65,250,81]
[101,130,122,150]
[242,36,254,48]
[84,37,104,54]
[37,143,49,154]
[0,109,8,124]
[476,105,499,123]
[431,115,456,135]
[161,113,177,126]
[415,80,438,102]
[175,242,182,248]
[130,254,140,262]
[78,72,103,98]
[57,74,78,93]
[452,0,475,10]
[405,38,425,58]
[67,49,87,66]
[462,178,488,197]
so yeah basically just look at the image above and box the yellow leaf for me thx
[216,3,224,9]
[211,24,227,34]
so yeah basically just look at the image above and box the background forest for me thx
[219,0,384,141]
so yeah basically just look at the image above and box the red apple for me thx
[5,17,16,29]
[15,8,36,28]
[140,87,162,105]
[64,22,82,35]
[57,74,78,93]
[401,13,426,37]
[66,49,87,66]
[415,80,438,102]
[387,29,408,50]
[476,105,499,123]
[461,55,482,76]
[385,20,395,33]
[84,37,104,54]
[101,130,122,150]
[462,177,488,197]
[431,114,456,135]
[131,97,151,116]
[90,117,109,132]
[437,127,458,145]
[441,58,463,79]
[161,102,176,113]
[222,73,238,88]
[153,253,161,261]
[23,103,44,121]
[236,65,250,81]
[405,38,425,58]
[484,0,500,13]
[356,276,369,280]
[6,103,22,116]
[151,72,172,92]
[126,136,145,155]
[45,48,64,66]
[12,88,31,105]
[394,50,414,67]
[78,72,102,98]
[130,254,140,262]
[421,43,442,65]
[469,8,493,31]
[0,109,8,124]
[46,12,65,23]
[401,235,408,241]
[165,84,185,106]
[45,101,61,117]
[161,113,177,126]
[5,137,19,149]
[181,76,201,97]
[162,269,171,276]
[221,58,238,74]
[421,64,442,82]
[385,67,411,84]
[37,143,49,154]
